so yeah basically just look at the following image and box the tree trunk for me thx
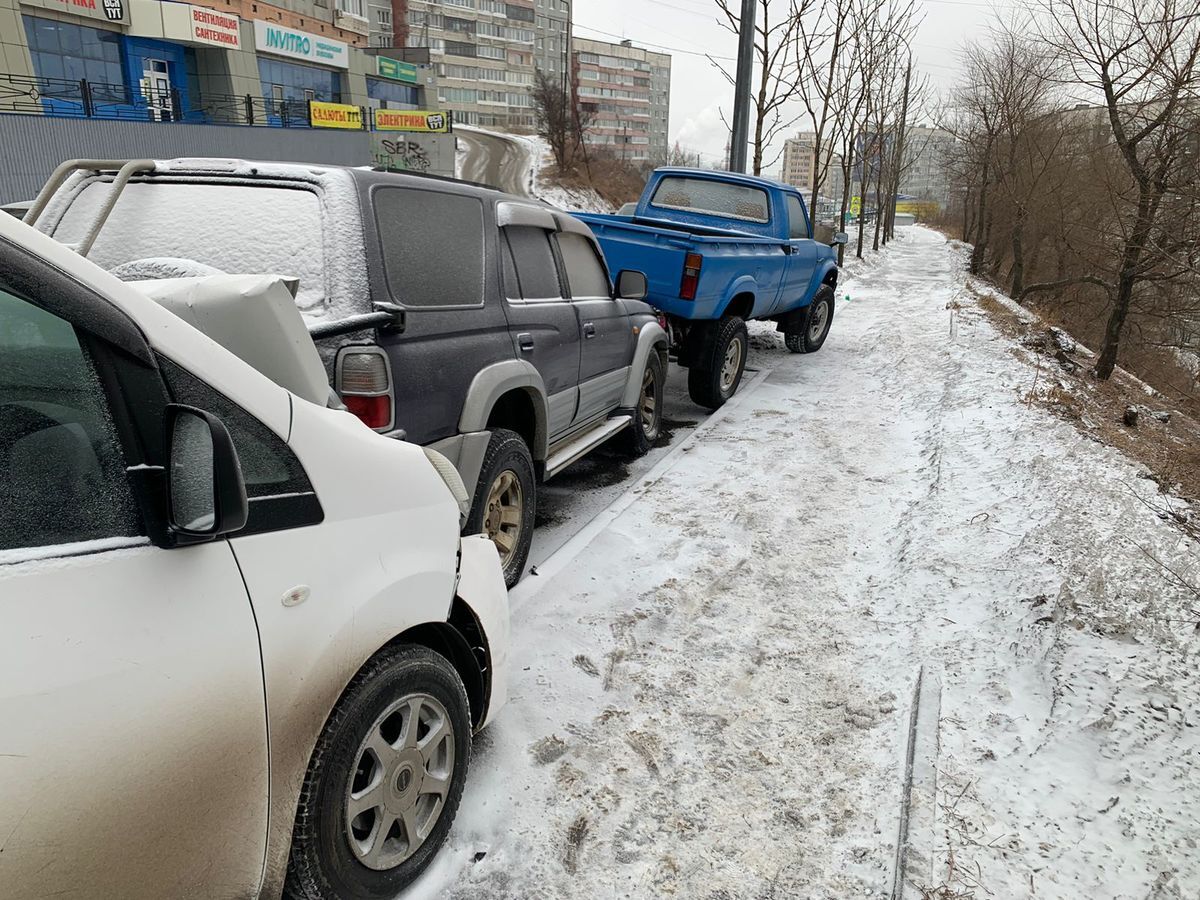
[1009,207,1025,299]
[969,140,992,274]
[1094,202,1153,380]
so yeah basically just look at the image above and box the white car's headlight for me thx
[422,447,471,522]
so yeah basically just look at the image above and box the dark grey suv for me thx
[32,158,670,586]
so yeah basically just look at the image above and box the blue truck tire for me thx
[687,316,748,410]
[784,286,835,354]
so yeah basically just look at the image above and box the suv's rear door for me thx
[555,227,632,425]
[500,222,580,440]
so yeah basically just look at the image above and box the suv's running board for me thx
[545,415,632,479]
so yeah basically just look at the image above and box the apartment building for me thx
[899,125,956,206]
[534,0,569,81]
[780,131,816,192]
[573,36,670,165]
[395,0,553,129]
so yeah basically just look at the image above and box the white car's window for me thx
[0,286,140,553]
[52,181,328,314]
[650,176,771,224]
[556,233,611,300]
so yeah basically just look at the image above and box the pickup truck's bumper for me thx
[457,534,510,730]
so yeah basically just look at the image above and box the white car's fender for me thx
[457,534,510,729]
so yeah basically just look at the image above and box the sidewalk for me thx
[413,228,1199,900]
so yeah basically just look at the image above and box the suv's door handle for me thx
[583,323,597,339]
[518,333,535,352]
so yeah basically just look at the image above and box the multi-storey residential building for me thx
[899,125,956,206]
[394,0,546,129]
[780,131,817,192]
[573,37,670,165]
[534,0,569,81]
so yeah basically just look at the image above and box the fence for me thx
[0,71,322,128]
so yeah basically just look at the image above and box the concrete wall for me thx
[0,114,371,203]
[369,131,453,177]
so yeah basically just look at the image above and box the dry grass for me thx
[543,149,649,210]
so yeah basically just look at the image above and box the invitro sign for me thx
[254,21,349,69]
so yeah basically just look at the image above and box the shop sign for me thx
[254,20,349,69]
[21,0,128,25]
[375,56,418,84]
[310,100,365,130]
[374,109,451,133]
[189,6,241,48]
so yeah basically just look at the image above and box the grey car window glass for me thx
[556,233,611,299]
[501,230,521,300]
[504,226,560,300]
[375,187,486,308]
[786,194,810,239]
[650,176,770,224]
[0,286,141,552]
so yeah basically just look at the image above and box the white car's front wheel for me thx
[285,645,472,900]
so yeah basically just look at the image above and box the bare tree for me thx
[531,69,596,172]
[1038,0,1200,379]
[714,0,814,175]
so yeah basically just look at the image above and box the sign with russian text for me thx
[20,0,128,25]
[375,56,418,84]
[254,20,349,69]
[190,6,241,48]
[374,109,451,133]
[310,101,365,130]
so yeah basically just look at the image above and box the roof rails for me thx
[370,166,501,193]
[25,159,156,257]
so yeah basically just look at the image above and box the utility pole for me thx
[728,0,756,173]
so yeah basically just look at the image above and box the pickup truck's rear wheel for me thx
[465,428,535,588]
[284,645,471,900]
[620,350,665,456]
[687,317,748,410]
[785,287,835,354]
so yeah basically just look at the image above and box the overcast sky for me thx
[572,0,996,174]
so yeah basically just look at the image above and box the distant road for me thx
[456,127,534,197]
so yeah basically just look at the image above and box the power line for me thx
[572,21,737,60]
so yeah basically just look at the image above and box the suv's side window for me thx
[555,233,611,300]
[374,187,486,308]
[0,285,141,553]
[503,226,561,301]
[786,195,810,240]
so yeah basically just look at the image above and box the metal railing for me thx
[0,71,321,128]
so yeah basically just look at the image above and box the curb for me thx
[507,366,773,614]
[891,663,943,900]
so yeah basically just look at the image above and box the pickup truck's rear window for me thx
[649,176,771,224]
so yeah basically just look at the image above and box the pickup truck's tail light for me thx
[680,253,703,301]
[337,347,395,432]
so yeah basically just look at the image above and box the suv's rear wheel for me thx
[687,316,748,410]
[284,645,471,900]
[465,428,535,588]
[620,350,665,456]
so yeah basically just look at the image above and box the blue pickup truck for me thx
[577,168,847,408]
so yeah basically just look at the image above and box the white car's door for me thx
[0,266,269,898]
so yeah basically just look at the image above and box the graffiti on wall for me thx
[370,132,454,178]
[375,139,431,173]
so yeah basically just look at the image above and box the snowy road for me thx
[409,227,1199,899]
[457,128,536,197]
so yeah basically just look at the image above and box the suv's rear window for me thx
[51,181,327,314]
[374,187,485,308]
[650,176,771,224]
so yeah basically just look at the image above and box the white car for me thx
[0,213,509,898]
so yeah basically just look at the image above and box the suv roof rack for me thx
[25,158,156,257]
[369,166,502,194]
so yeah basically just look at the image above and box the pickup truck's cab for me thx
[577,168,847,409]
[28,158,670,588]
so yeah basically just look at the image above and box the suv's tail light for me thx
[680,252,703,301]
[337,347,395,432]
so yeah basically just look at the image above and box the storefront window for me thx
[257,58,342,103]
[367,78,418,109]
[23,16,125,87]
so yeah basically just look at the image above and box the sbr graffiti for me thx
[377,140,430,173]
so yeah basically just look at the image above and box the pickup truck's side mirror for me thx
[166,404,248,538]
[832,232,849,246]
[616,270,649,301]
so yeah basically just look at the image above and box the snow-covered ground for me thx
[401,227,1199,899]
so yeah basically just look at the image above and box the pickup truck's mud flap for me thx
[772,303,811,333]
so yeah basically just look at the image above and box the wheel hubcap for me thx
[639,366,658,436]
[483,470,523,566]
[719,336,743,393]
[345,693,455,871]
[808,301,829,343]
